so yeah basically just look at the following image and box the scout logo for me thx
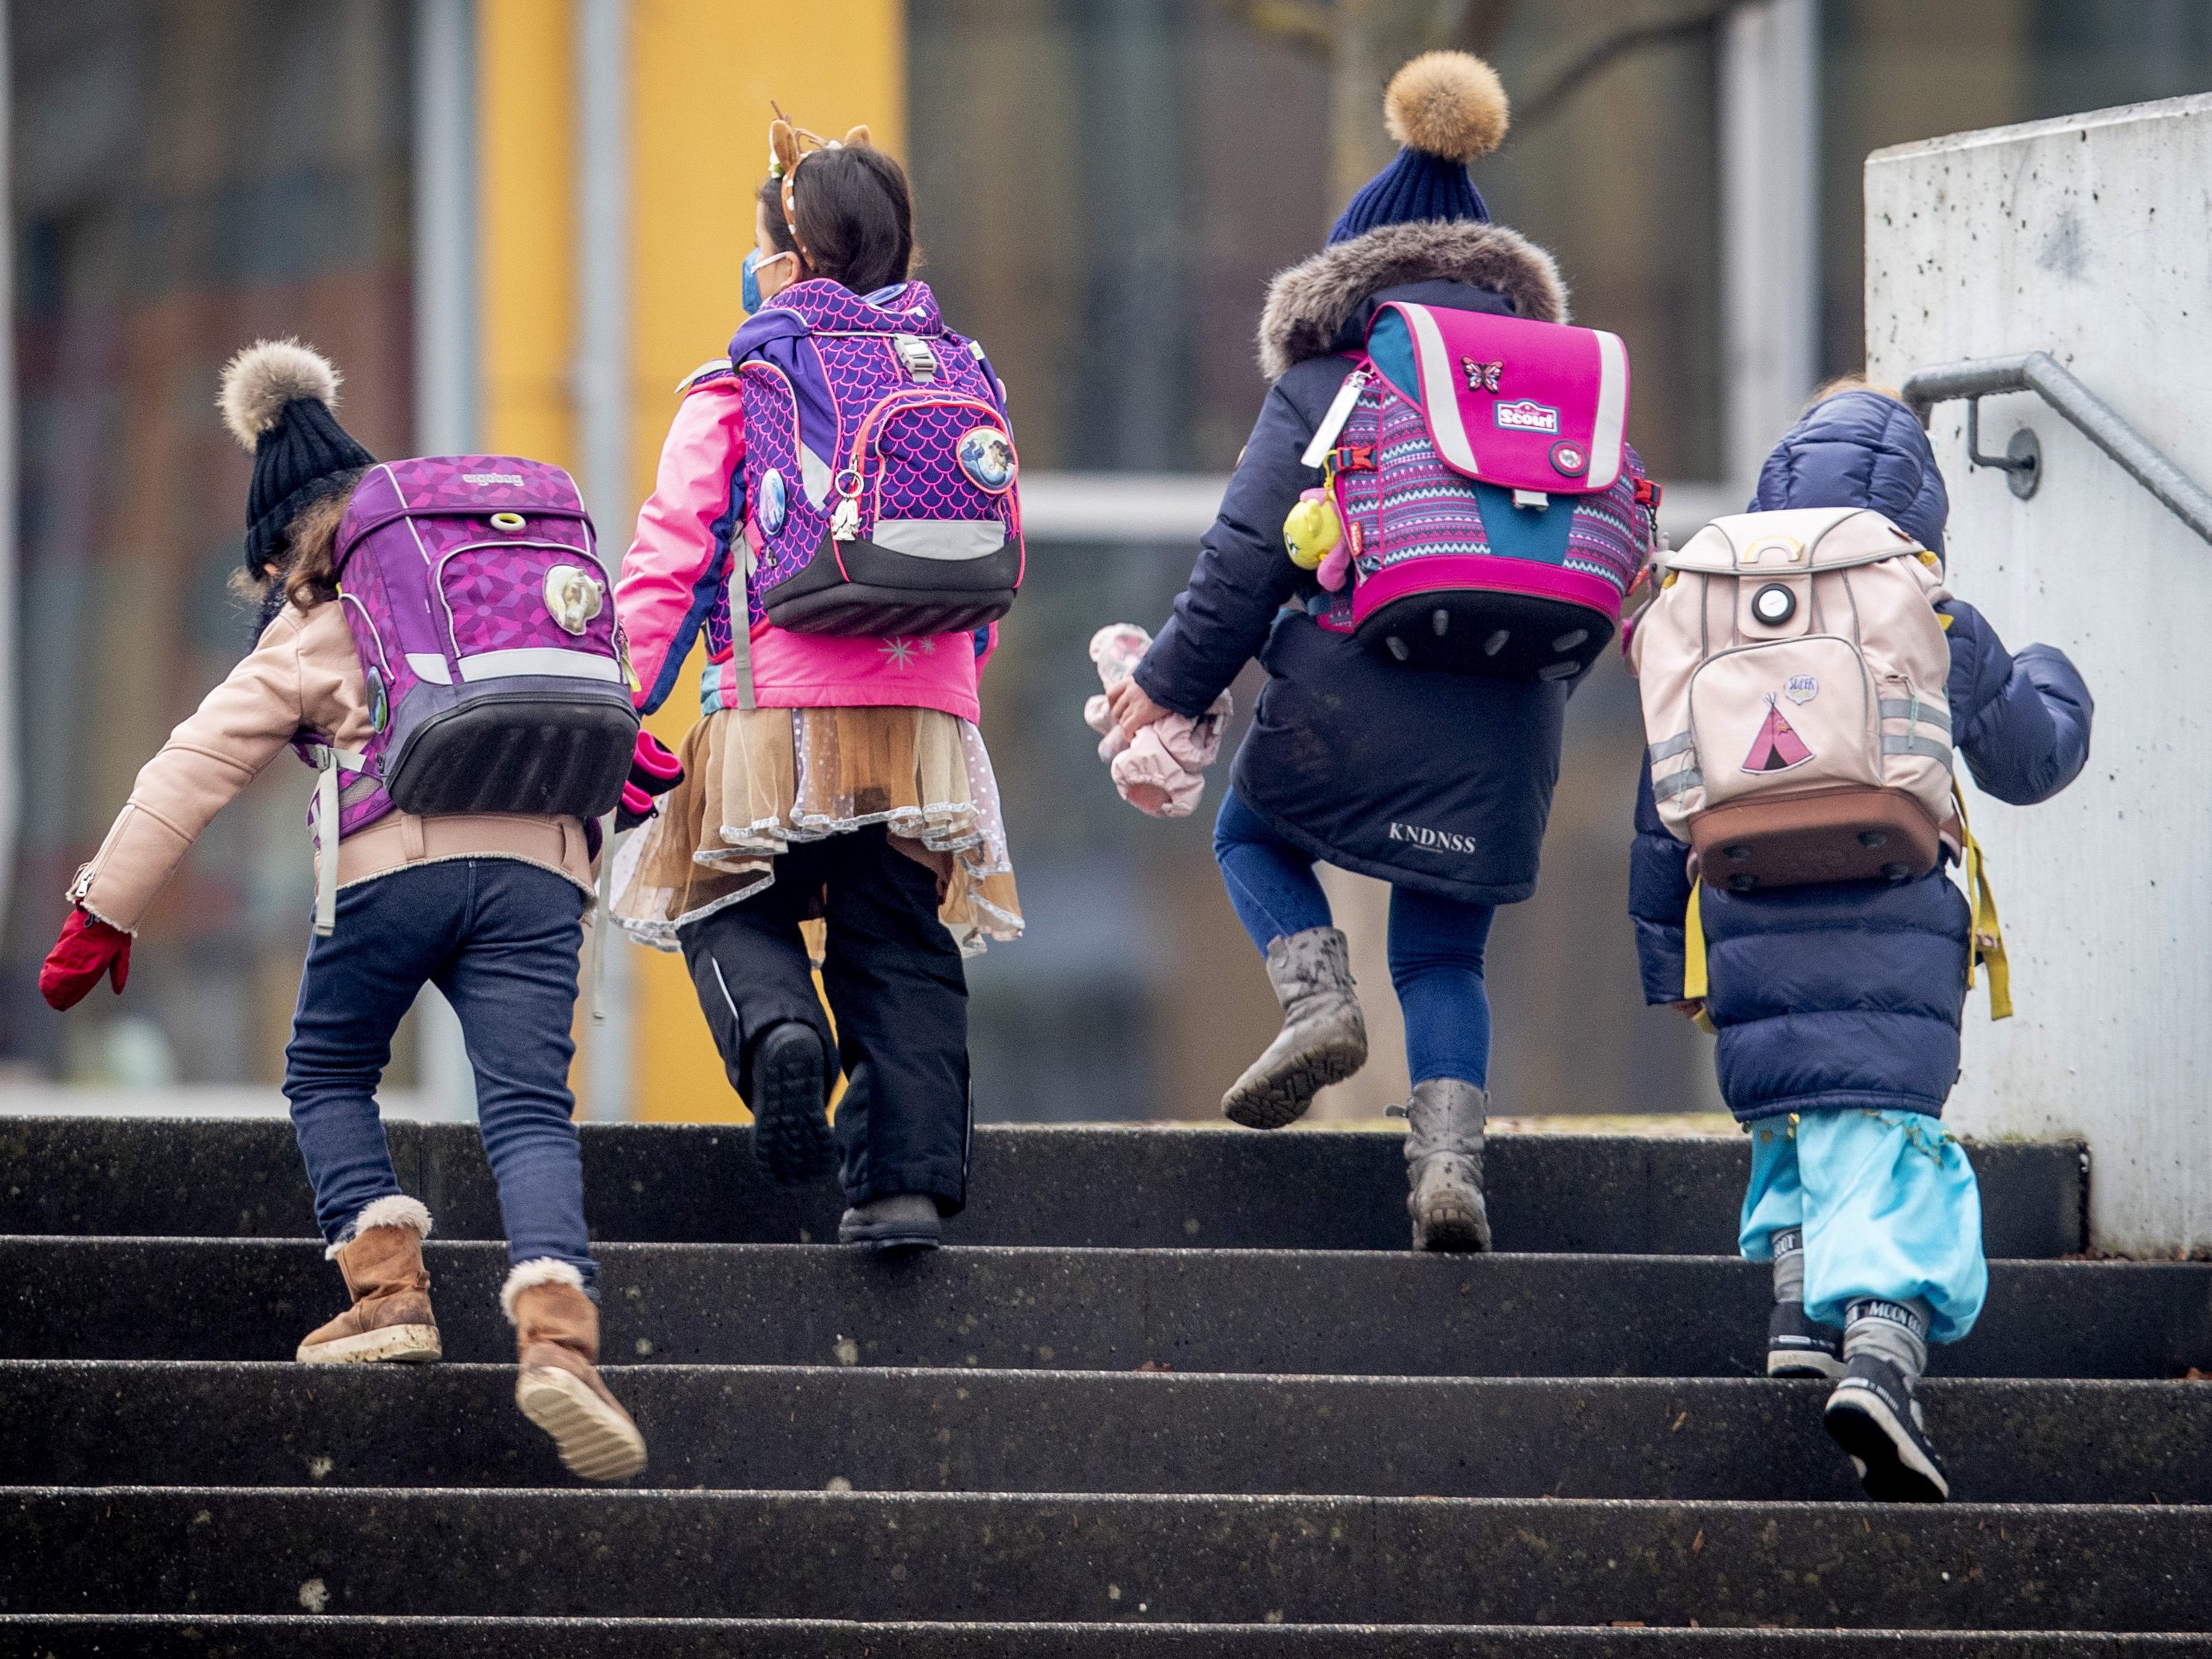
[1742,693,1814,773]
[1461,356,1502,392]
[1494,399,1560,434]
[1785,674,1819,705]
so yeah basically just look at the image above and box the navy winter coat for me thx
[1628,391,2093,1120]
[1134,220,1577,904]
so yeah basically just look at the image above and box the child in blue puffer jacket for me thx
[1628,383,2092,1503]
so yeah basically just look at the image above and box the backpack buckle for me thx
[892,335,939,381]
[1333,444,1376,472]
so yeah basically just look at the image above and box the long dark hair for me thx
[758,143,915,295]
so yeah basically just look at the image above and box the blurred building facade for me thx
[5,1,2208,1119]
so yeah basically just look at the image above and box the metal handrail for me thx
[1903,351,2212,546]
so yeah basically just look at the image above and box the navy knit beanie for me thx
[217,339,376,578]
[1329,52,1510,247]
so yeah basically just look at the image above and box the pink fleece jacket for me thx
[617,365,989,722]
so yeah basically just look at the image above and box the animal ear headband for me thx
[768,109,872,265]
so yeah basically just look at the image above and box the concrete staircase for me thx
[1,1117,2208,1655]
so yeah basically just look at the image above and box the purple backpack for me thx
[316,457,637,860]
[729,279,1022,637]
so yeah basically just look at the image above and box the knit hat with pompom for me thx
[1329,52,1510,246]
[218,339,376,578]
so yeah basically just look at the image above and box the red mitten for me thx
[40,909,132,1010]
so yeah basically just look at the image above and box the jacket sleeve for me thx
[1131,378,1320,717]
[1940,600,2094,806]
[617,379,745,714]
[71,612,312,931]
[1628,760,1695,1004]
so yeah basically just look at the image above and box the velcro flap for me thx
[1370,303,1629,495]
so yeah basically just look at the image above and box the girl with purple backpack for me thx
[38,342,652,1482]
[612,119,1022,1250]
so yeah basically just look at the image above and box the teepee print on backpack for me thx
[1628,506,1956,891]
[732,280,1022,638]
[1303,302,1654,681]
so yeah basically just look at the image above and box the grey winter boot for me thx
[1221,926,1368,1129]
[1402,1078,1491,1252]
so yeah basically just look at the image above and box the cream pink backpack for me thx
[1628,506,1956,891]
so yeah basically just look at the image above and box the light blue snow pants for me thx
[1738,1109,1988,1344]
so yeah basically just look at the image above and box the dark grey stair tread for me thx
[5,1488,2210,1629]
[5,1616,2208,1658]
[1,1238,2202,1379]
[0,1119,2088,1258]
[7,1362,2209,1505]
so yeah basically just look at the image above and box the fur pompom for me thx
[218,339,340,451]
[1384,52,1510,162]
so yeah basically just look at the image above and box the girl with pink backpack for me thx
[38,342,658,1481]
[611,119,1022,1251]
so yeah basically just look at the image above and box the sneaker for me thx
[1767,1302,1846,1379]
[749,1021,835,1187]
[838,1192,942,1252]
[1824,1353,1949,1502]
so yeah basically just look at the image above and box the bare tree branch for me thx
[1510,0,1764,135]
[1215,0,1335,58]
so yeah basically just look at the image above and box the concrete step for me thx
[4,1488,2209,1629]
[5,1616,2209,1657]
[4,1362,2206,1504]
[0,1119,2089,1257]
[1,1238,2202,1378]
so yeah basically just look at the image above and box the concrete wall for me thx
[1866,93,2212,1256]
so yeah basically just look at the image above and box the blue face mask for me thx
[741,247,794,315]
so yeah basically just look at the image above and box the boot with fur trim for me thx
[1222,926,1368,1129]
[504,1261,647,1483]
[1402,1078,1492,1252]
[296,1196,442,1364]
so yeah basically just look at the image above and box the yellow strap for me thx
[1953,783,2013,1021]
[1684,880,1708,1001]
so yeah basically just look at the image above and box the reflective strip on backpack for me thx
[1653,764,1704,803]
[1647,732,1696,763]
[1879,696,1951,735]
[869,519,1007,560]
[311,747,370,938]
[456,649,624,682]
[1881,735,1952,764]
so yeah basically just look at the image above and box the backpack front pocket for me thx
[1687,636,1878,809]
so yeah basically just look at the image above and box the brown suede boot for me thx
[295,1196,442,1365]
[506,1264,648,1482]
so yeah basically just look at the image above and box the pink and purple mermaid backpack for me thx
[728,279,1022,637]
[1308,302,1655,681]
[313,457,638,859]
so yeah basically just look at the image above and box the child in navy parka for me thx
[1628,386,2092,1501]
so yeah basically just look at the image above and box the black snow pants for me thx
[679,824,971,1211]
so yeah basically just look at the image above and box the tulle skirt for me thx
[610,705,1023,957]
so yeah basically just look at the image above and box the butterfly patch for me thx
[1461,357,1503,393]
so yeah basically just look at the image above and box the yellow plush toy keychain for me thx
[1284,466,1342,571]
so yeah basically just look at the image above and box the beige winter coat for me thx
[69,599,597,931]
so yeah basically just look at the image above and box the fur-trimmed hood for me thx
[1256,220,1567,380]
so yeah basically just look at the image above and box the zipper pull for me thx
[1301,366,1371,471]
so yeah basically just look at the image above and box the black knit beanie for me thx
[218,339,376,578]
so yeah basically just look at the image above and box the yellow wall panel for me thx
[625,0,906,1120]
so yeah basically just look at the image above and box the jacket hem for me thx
[1731,1090,1947,1125]
[1236,790,1537,907]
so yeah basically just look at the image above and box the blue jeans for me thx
[1739,1109,1986,1344]
[1213,789,1495,1087]
[283,859,596,1288]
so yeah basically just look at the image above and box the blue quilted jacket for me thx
[1628,392,2094,1120]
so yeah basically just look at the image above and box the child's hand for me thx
[1107,678,1172,740]
[617,730,684,831]
[1670,998,1705,1022]
[40,909,132,1010]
